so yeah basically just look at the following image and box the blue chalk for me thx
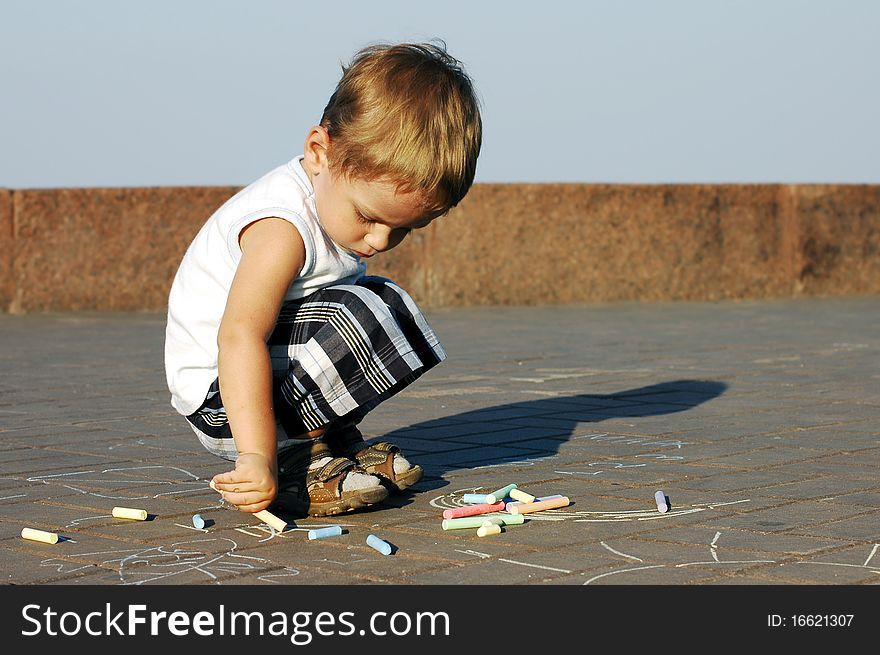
[192,514,206,529]
[308,525,343,540]
[462,493,491,504]
[366,533,392,555]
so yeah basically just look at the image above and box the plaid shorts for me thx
[185,276,446,460]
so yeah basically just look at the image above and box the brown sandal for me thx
[272,439,389,517]
[324,424,424,493]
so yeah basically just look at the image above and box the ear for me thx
[302,125,331,176]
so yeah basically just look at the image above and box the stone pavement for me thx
[0,297,877,586]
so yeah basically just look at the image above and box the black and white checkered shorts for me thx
[185,276,446,460]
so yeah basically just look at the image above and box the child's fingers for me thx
[218,488,267,507]
[211,471,245,487]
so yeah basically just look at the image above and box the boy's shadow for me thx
[272,379,726,517]
[378,378,728,504]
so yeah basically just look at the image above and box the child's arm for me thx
[210,217,306,513]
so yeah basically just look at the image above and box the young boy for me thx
[164,41,482,518]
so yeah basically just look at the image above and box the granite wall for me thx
[3,183,879,312]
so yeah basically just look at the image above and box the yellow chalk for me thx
[112,506,148,520]
[21,527,59,544]
[508,488,535,503]
[508,496,570,515]
[209,479,287,533]
[477,523,502,537]
[254,510,287,533]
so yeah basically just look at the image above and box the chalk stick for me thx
[366,534,392,555]
[112,506,148,520]
[209,479,287,532]
[441,513,525,530]
[192,514,206,529]
[655,490,668,513]
[254,510,288,533]
[308,525,343,540]
[21,527,59,544]
[508,488,535,503]
[442,501,505,520]
[505,494,565,511]
[477,523,502,537]
[462,493,492,504]
[485,483,518,504]
[508,496,570,515]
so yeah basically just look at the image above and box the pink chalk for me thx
[442,501,506,519]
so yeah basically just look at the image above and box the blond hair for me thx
[320,41,482,212]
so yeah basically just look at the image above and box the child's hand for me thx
[212,452,278,513]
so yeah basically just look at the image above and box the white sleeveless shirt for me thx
[164,156,366,415]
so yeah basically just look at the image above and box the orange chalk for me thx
[508,496,570,514]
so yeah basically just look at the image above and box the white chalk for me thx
[209,479,287,532]
[655,490,668,513]
[21,527,59,544]
[192,514,206,529]
[255,510,287,533]
[112,506,148,520]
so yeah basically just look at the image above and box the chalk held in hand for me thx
[366,534,392,555]
[476,522,502,537]
[655,490,669,513]
[21,527,59,544]
[209,478,288,533]
[192,514,206,529]
[112,507,148,521]
[308,525,343,540]
[485,483,517,504]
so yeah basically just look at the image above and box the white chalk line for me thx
[676,559,776,568]
[583,565,666,584]
[497,558,572,574]
[455,549,491,559]
[600,541,643,562]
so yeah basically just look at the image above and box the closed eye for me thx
[355,210,374,224]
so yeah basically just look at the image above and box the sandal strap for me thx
[307,456,358,485]
[351,441,399,469]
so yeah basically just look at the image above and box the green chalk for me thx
[485,483,518,504]
[442,513,524,530]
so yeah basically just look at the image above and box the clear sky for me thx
[2,1,878,188]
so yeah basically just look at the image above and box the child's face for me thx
[303,127,444,258]
[313,171,442,259]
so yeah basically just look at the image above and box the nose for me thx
[364,225,391,252]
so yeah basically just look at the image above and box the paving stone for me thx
[1,298,878,586]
